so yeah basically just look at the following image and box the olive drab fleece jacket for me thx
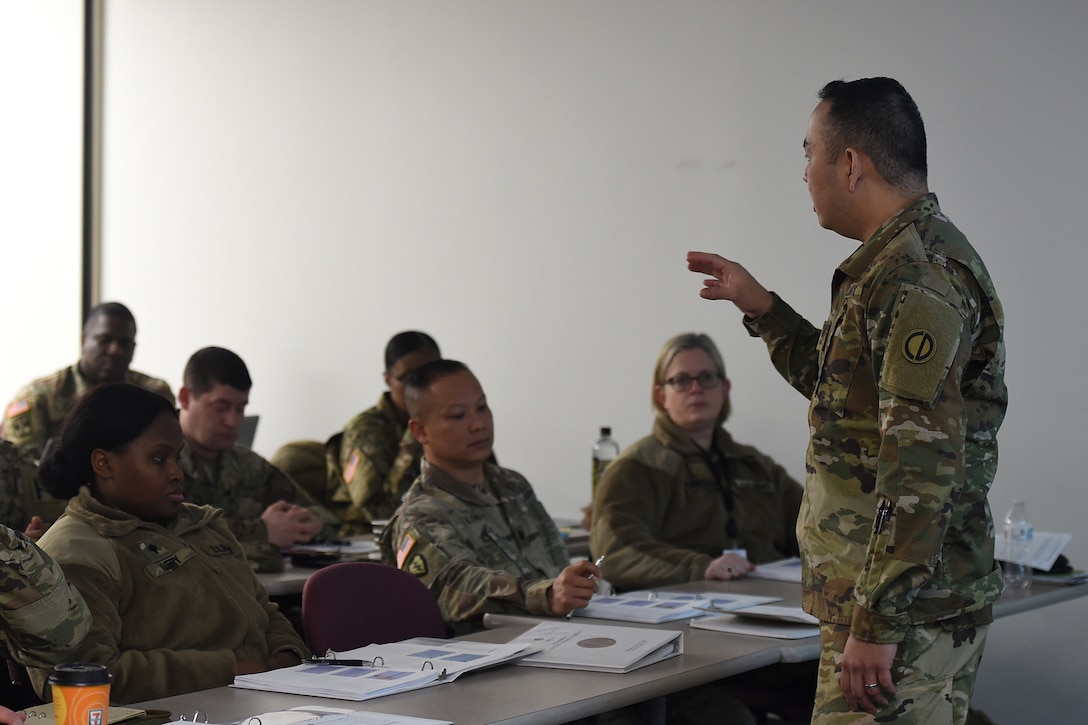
[30,487,308,704]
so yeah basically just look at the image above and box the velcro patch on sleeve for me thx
[880,285,964,406]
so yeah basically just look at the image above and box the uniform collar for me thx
[652,413,737,457]
[66,486,219,537]
[838,193,941,281]
[421,459,499,506]
[376,392,406,437]
[179,441,223,478]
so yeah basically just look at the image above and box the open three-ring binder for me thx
[161,705,452,725]
[232,638,535,701]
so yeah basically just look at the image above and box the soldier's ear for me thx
[178,386,192,410]
[90,448,112,479]
[408,418,427,445]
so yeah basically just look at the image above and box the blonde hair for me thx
[652,333,730,425]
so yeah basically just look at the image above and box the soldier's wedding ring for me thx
[864,683,879,689]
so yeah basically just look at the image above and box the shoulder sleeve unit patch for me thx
[880,285,964,407]
[407,553,428,577]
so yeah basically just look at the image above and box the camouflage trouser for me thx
[813,621,989,724]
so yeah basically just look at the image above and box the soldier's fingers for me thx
[855,673,889,713]
[878,669,896,697]
[572,559,599,576]
[840,671,864,711]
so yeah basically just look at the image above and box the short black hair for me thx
[404,359,470,418]
[39,383,177,499]
[85,301,137,334]
[385,331,440,372]
[817,77,927,193]
[182,347,252,396]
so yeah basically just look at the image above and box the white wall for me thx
[0,0,83,387]
[7,1,1087,720]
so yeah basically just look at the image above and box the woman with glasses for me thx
[591,333,803,591]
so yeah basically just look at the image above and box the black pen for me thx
[305,657,372,666]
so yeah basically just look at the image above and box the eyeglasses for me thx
[662,372,724,392]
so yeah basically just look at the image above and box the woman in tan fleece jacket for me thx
[30,383,308,704]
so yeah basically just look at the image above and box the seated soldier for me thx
[591,333,803,589]
[30,383,307,704]
[178,347,336,571]
[592,333,813,724]
[380,359,599,633]
[328,331,441,534]
[2,302,174,459]
[0,440,62,540]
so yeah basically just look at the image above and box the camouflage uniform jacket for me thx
[382,461,570,629]
[1,523,91,668]
[331,393,422,528]
[1,439,66,531]
[745,194,1007,644]
[2,363,175,459]
[29,488,308,704]
[591,414,802,590]
[179,443,338,571]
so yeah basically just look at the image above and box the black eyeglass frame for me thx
[661,371,725,392]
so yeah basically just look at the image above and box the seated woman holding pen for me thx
[28,383,308,704]
[591,332,803,590]
[591,333,813,724]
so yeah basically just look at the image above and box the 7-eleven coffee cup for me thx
[48,663,112,725]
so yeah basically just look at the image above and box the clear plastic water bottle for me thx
[592,427,620,494]
[1003,500,1033,591]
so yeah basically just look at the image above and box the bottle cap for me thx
[47,662,112,687]
[600,427,611,437]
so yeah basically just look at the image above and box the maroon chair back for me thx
[301,561,448,654]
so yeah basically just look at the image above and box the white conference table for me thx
[133,577,1087,724]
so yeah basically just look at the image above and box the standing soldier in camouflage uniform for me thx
[2,302,174,459]
[178,347,336,572]
[328,331,441,534]
[380,360,600,633]
[689,77,1007,724]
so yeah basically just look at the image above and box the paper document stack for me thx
[745,557,804,582]
[572,590,780,623]
[690,605,819,639]
[993,531,1071,571]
